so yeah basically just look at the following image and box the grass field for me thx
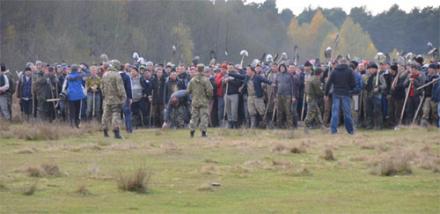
[0,123,439,213]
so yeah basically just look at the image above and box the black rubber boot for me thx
[201,131,207,137]
[190,130,195,138]
[114,129,122,139]
[103,129,109,137]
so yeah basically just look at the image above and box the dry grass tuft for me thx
[41,163,62,176]
[25,163,62,177]
[22,182,38,196]
[117,168,152,193]
[284,167,312,177]
[271,143,290,154]
[290,144,307,154]
[75,185,92,196]
[360,144,375,150]
[204,159,219,164]
[160,142,180,154]
[0,182,8,191]
[0,121,100,141]
[370,150,414,176]
[15,147,38,154]
[242,159,273,171]
[322,148,336,161]
[200,164,221,175]
[26,166,44,177]
[350,156,369,162]
[272,159,293,169]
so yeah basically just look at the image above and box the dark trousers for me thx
[131,98,149,128]
[68,100,81,128]
[404,96,420,124]
[152,103,164,127]
[20,99,33,117]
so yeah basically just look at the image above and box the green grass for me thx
[0,126,439,213]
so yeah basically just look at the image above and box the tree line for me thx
[1,0,438,70]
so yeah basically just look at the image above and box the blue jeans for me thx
[86,92,101,119]
[123,100,132,133]
[217,97,225,124]
[331,95,354,134]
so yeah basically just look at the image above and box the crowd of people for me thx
[0,52,439,139]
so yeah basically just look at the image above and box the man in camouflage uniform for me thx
[187,64,213,137]
[304,68,324,129]
[101,60,126,139]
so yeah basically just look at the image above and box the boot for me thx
[228,121,233,129]
[201,131,207,137]
[114,129,122,139]
[250,116,257,128]
[190,130,195,138]
[103,129,109,137]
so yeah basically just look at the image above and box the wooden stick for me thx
[412,93,425,125]
[301,94,307,121]
[398,81,412,126]
[416,77,439,90]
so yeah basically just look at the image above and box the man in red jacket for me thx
[214,64,228,126]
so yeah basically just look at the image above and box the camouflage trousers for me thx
[304,100,322,128]
[190,105,209,132]
[247,96,265,116]
[170,105,188,128]
[276,96,293,128]
[102,103,122,130]
[323,95,332,125]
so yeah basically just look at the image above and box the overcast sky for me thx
[246,0,439,15]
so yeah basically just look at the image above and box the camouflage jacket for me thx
[187,73,213,108]
[33,71,57,100]
[305,75,323,101]
[86,76,101,93]
[101,69,126,105]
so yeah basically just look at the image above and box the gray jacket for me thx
[275,71,295,97]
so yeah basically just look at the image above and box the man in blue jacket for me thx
[325,59,356,134]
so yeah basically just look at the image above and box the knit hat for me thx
[367,62,378,69]
[304,61,312,67]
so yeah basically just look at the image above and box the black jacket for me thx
[325,64,355,97]
[225,72,243,95]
